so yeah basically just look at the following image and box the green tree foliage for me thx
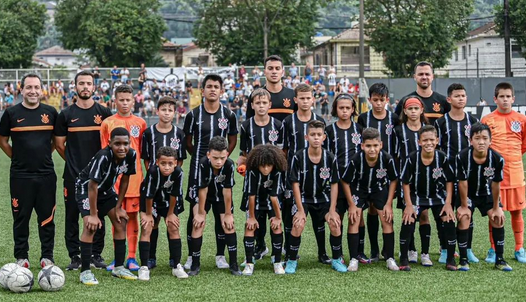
[160,0,202,39]
[316,0,358,36]
[494,0,526,60]
[55,0,167,67]
[193,0,321,65]
[0,0,46,68]
[365,0,473,77]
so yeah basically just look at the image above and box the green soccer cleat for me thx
[495,260,513,272]
[112,266,137,280]
[80,270,99,285]
[457,260,470,272]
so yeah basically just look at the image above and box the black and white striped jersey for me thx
[282,112,325,163]
[324,121,362,177]
[75,146,137,197]
[240,117,283,154]
[455,146,504,198]
[401,150,455,206]
[357,111,399,157]
[394,123,425,160]
[140,164,183,208]
[246,169,282,210]
[289,148,338,204]
[434,113,479,160]
[197,156,236,203]
[141,124,186,168]
[342,150,398,194]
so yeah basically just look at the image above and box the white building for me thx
[34,46,78,68]
[448,22,526,78]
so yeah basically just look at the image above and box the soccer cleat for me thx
[273,262,285,275]
[183,257,192,270]
[40,258,54,268]
[514,248,526,263]
[356,253,371,264]
[229,263,242,276]
[495,260,513,271]
[80,270,99,285]
[112,266,137,280]
[138,266,150,281]
[106,260,115,271]
[126,258,140,271]
[285,260,297,274]
[457,260,470,271]
[172,264,189,279]
[466,249,479,263]
[254,246,269,260]
[67,255,82,271]
[438,249,447,264]
[485,248,496,264]
[318,254,331,265]
[91,255,107,269]
[187,266,200,276]
[147,258,157,269]
[16,258,30,269]
[347,258,359,272]
[216,256,230,269]
[169,259,175,268]
[446,260,457,271]
[331,259,347,273]
[370,254,380,263]
[242,263,254,276]
[408,250,418,263]
[386,258,399,271]
[421,253,433,267]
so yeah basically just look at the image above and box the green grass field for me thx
[1,144,526,301]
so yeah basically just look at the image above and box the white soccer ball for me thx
[38,265,65,292]
[6,266,33,293]
[0,263,19,289]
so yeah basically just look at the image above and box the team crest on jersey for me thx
[376,168,387,179]
[319,167,331,180]
[433,102,441,112]
[130,125,141,138]
[94,114,103,125]
[385,124,394,136]
[163,180,174,188]
[464,124,471,138]
[432,167,443,180]
[268,130,279,142]
[216,174,226,183]
[170,137,180,150]
[152,207,158,218]
[117,162,128,175]
[264,180,273,188]
[284,189,292,199]
[41,114,50,124]
[511,121,522,133]
[82,198,90,211]
[283,98,291,108]
[352,195,359,206]
[484,167,495,178]
[218,118,229,130]
[351,133,361,145]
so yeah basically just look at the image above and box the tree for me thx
[160,0,203,40]
[364,0,473,77]
[0,0,46,68]
[55,0,167,67]
[193,0,322,65]
[494,0,526,60]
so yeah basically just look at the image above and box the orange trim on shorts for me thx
[424,113,443,118]
[268,108,294,114]
[41,205,56,227]
[68,126,102,132]
[11,126,54,132]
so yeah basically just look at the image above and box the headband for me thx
[404,97,422,109]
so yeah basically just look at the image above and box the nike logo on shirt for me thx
[17,118,25,123]
[71,118,80,123]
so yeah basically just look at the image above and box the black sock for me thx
[256,215,267,250]
[358,226,366,255]
[191,236,203,269]
[347,233,359,259]
[225,233,238,265]
[169,239,182,266]
[244,236,255,264]
[467,219,474,249]
[367,214,379,256]
[314,223,327,256]
[383,232,395,259]
[437,219,445,250]
[419,224,431,254]
[492,227,505,261]
[400,223,415,262]
[114,239,126,267]
[80,241,92,272]
[457,229,468,262]
[186,215,193,257]
[409,232,416,251]
[442,221,457,263]
[149,228,159,260]
[215,220,226,256]
[139,241,150,266]
[271,232,283,263]
[330,234,343,260]
[288,235,301,261]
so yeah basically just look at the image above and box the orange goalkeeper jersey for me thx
[100,114,147,197]
[481,110,526,189]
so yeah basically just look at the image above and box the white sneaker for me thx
[386,258,399,271]
[408,250,418,263]
[347,258,359,272]
[215,255,230,269]
[421,253,433,266]
[138,266,150,281]
[183,257,192,270]
[242,263,254,276]
[273,262,285,275]
[259,247,269,258]
[172,264,189,279]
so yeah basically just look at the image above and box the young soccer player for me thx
[188,136,241,276]
[242,144,287,275]
[399,125,457,271]
[281,83,326,263]
[455,123,512,271]
[137,147,188,280]
[141,96,186,269]
[340,128,399,271]
[183,74,238,270]
[481,82,526,263]
[285,120,344,274]
[100,85,147,271]
[78,127,137,285]
[435,83,479,264]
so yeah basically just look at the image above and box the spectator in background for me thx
[304,62,313,83]
[100,78,110,95]
[328,68,336,93]
[134,90,145,117]
[143,97,155,117]
[239,65,247,81]
[110,65,120,87]
[340,75,349,93]
[186,80,193,95]
[197,66,205,88]
[317,65,327,83]
[121,67,130,84]
[138,63,147,91]
[176,101,187,125]
[477,97,488,106]
[228,63,236,79]
[56,80,65,96]
[224,74,235,91]
[252,66,261,81]
[289,62,298,79]
[292,75,300,89]
[93,66,101,87]
[5,92,14,108]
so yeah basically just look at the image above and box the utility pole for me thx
[504,0,512,77]
[359,0,364,79]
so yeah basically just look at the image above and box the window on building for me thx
[340,46,370,65]
[512,44,523,58]
[454,49,458,61]
[469,44,471,57]
[462,46,466,59]
[486,42,491,47]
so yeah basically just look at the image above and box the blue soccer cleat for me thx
[285,260,297,274]
[485,248,496,264]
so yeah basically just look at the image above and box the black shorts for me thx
[321,104,329,115]
[246,209,276,220]
[77,191,118,218]
[291,202,330,218]
[413,204,446,220]
[191,200,234,215]
[352,189,387,211]
[140,196,184,218]
[468,196,501,217]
